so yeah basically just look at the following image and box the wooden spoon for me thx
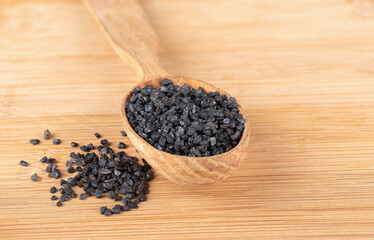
[83,0,250,185]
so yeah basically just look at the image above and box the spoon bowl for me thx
[84,0,250,185]
[121,75,250,185]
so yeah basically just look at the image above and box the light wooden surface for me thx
[84,0,251,185]
[1,0,374,239]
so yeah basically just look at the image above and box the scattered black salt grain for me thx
[112,204,121,214]
[117,142,126,149]
[30,173,39,181]
[107,191,117,199]
[53,168,61,179]
[87,143,94,150]
[95,133,101,138]
[121,205,130,211]
[44,129,51,140]
[138,193,146,202]
[56,201,62,207]
[19,160,28,166]
[121,131,127,137]
[67,166,75,173]
[45,164,52,173]
[50,186,57,193]
[100,139,109,146]
[61,194,70,202]
[30,139,40,145]
[128,201,138,209]
[114,195,123,201]
[100,206,107,215]
[79,193,87,200]
[51,195,58,200]
[46,158,56,164]
[94,191,103,198]
[71,142,78,147]
[53,139,61,145]
[80,145,89,152]
[104,209,112,216]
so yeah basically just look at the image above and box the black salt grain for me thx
[51,195,58,200]
[87,143,94,150]
[121,205,130,211]
[19,160,28,166]
[100,139,109,146]
[94,133,101,138]
[67,166,75,173]
[30,139,40,145]
[31,173,39,181]
[61,194,70,202]
[121,131,127,137]
[80,146,89,152]
[45,164,52,173]
[44,129,51,140]
[40,156,48,163]
[79,193,87,200]
[71,142,78,147]
[100,206,107,215]
[117,142,126,149]
[104,209,112,216]
[50,187,57,193]
[56,201,62,207]
[53,139,61,145]
[112,204,121,214]
[53,169,61,179]
[94,190,103,198]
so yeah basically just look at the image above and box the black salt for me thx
[50,186,57,193]
[19,160,28,166]
[125,79,245,157]
[44,129,51,140]
[30,173,39,181]
[30,139,40,145]
[117,142,126,149]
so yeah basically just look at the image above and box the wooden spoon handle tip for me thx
[83,0,167,81]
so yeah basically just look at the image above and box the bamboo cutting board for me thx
[1,0,374,239]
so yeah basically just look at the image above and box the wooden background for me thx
[1,0,374,239]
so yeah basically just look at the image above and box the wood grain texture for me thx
[1,0,374,239]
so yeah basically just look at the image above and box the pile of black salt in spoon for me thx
[125,79,245,157]
[24,130,153,216]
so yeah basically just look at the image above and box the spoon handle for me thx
[83,0,168,81]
